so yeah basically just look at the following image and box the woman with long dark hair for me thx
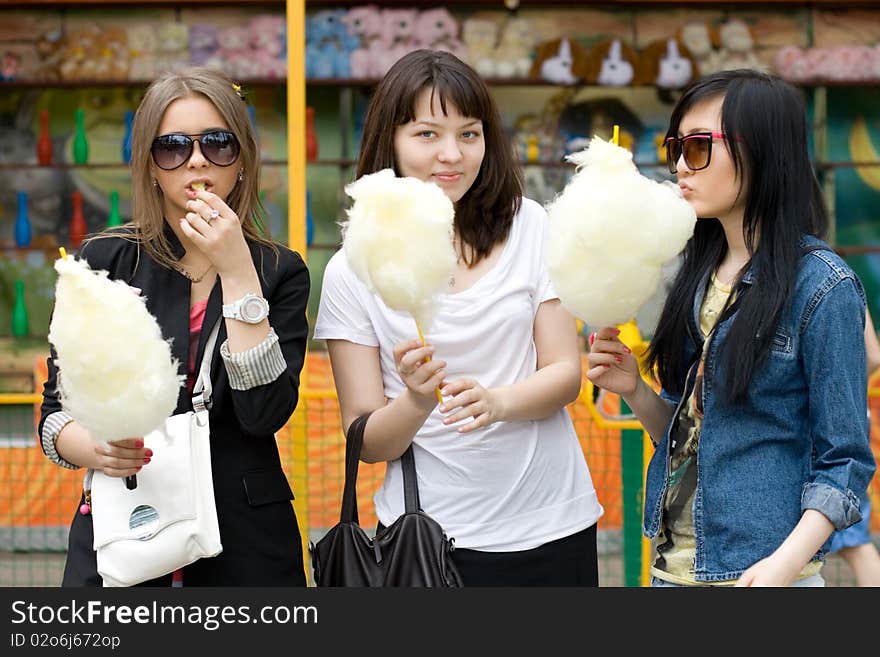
[315,50,603,586]
[587,69,875,586]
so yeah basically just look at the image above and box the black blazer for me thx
[39,226,310,586]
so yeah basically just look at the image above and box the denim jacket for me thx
[644,235,877,582]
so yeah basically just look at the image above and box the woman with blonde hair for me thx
[40,67,310,586]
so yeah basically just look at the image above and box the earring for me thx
[238,171,244,182]
[152,179,158,187]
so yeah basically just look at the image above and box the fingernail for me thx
[144,449,153,457]
[623,346,631,353]
[179,218,186,224]
[137,465,143,471]
[612,328,621,335]
[439,405,447,412]
[615,356,622,363]
[441,388,449,395]
[135,440,144,448]
[143,457,151,464]
[603,364,611,369]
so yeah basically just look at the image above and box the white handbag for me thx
[89,319,223,587]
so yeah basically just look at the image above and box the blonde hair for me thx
[108,66,275,269]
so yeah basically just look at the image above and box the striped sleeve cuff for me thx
[220,327,287,390]
[41,411,81,470]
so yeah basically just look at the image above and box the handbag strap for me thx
[340,412,421,523]
[340,412,370,524]
[191,318,222,412]
[400,444,419,514]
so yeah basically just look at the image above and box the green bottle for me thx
[73,108,89,165]
[11,279,29,338]
[106,190,122,227]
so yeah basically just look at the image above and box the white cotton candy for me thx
[545,136,696,327]
[341,169,456,330]
[49,256,183,444]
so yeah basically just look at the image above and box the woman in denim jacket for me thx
[587,69,876,586]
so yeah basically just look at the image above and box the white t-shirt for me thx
[314,197,604,551]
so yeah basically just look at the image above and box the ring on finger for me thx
[208,209,220,222]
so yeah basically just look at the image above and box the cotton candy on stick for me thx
[49,249,183,489]
[545,134,696,329]
[341,169,456,402]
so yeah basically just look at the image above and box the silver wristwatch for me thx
[222,293,269,324]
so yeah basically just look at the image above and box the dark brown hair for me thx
[356,49,523,265]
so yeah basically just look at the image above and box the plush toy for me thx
[636,38,697,89]
[530,38,590,85]
[679,21,719,76]
[94,27,129,81]
[189,24,219,67]
[715,19,763,72]
[825,46,876,82]
[127,24,157,81]
[155,22,189,76]
[874,45,880,82]
[773,45,810,83]
[342,4,384,78]
[413,7,465,59]
[306,9,351,78]
[250,14,287,79]
[217,25,252,79]
[585,39,638,87]
[491,17,534,78]
[60,26,101,81]
[0,51,21,81]
[375,7,419,77]
[35,28,63,82]
[461,17,498,78]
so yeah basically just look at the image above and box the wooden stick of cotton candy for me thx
[49,248,183,489]
[545,130,696,331]
[341,169,456,403]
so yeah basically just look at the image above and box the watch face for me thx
[241,295,268,322]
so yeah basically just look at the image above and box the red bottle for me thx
[306,106,318,162]
[37,109,52,165]
[70,190,87,248]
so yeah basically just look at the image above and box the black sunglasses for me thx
[150,130,241,171]
[664,131,727,175]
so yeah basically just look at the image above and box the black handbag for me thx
[309,412,463,587]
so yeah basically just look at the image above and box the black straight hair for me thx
[647,69,829,402]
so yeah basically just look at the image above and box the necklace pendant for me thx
[448,273,455,288]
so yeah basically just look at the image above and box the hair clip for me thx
[232,82,245,101]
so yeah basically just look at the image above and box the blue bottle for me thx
[15,191,31,247]
[122,110,134,164]
[306,189,314,247]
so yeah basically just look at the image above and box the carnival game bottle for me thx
[106,190,122,228]
[37,109,53,165]
[73,108,89,164]
[122,110,134,164]
[15,191,31,247]
[70,190,87,248]
[306,106,318,162]
[11,280,29,338]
